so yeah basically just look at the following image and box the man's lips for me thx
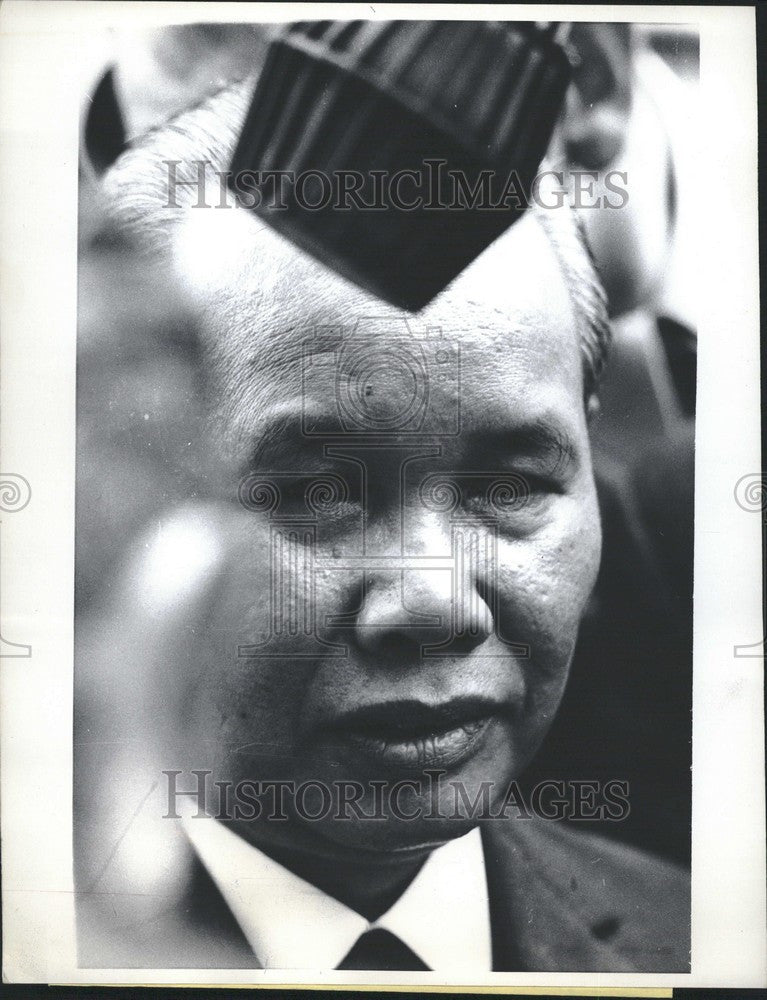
[321,697,504,772]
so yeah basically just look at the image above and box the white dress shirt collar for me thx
[181,812,492,971]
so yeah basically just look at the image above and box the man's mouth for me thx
[325,697,502,772]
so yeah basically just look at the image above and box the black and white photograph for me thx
[0,2,764,990]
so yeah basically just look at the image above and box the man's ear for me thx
[586,393,601,425]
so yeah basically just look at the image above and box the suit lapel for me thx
[482,820,635,972]
[180,853,263,967]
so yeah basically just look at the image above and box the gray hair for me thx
[534,200,611,397]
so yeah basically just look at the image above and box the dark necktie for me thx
[336,928,430,971]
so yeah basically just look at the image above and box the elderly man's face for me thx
[168,208,601,853]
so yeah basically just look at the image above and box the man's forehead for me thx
[172,203,578,366]
[169,206,584,461]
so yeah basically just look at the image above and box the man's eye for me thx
[276,477,316,511]
[465,474,548,516]
[417,473,554,518]
[239,473,361,518]
[280,475,361,517]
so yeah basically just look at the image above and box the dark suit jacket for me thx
[76,815,690,972]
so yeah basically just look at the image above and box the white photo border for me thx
[0,1,763,988]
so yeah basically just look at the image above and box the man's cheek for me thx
[193,607,315,783]
[211,540,345,662]
[537,491,602,610]
[206,665,311,784]
[190,523,347,772]
[496,520,600,661]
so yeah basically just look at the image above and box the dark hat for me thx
[229,20,572,311]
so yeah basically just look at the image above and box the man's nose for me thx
[349,511,495,659]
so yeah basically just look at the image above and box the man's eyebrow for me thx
[469,419,578,473]
[245,411,578,476]
[243,410,317,473]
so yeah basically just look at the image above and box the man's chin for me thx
[306,809,481,855]
[286,771,512,855]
